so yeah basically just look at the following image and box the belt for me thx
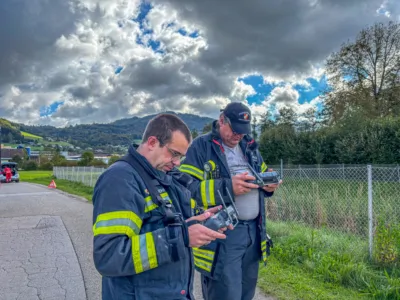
[238,218,257,225]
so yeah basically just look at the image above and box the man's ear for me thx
[146,136,158,150]
[218,115,224,125]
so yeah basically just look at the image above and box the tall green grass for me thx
[263,221,400,299]
[261,177,400,299]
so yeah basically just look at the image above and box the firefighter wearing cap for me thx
[180,102,281,300]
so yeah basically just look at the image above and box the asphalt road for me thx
[0,182,275,300]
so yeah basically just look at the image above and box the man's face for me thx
[153,131,189,172]
[218,116,245,148]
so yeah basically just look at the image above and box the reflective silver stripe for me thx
[139,234,149,271]
[95,218,140,235]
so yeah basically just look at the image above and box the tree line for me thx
[259,21,400,165]
[200,22,400,165]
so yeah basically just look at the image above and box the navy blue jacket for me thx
[180,121,273,280]
[92,145,195,299]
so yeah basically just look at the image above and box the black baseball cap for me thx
[221,102,251,134]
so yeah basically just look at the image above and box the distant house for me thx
[94,155,111,164]
[60,151,81,161]
[0,148,25,162]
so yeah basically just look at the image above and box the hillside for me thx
[0,118,24,143]
[12,112,214,149]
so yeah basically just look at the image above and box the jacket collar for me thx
[128,144,172,185]
[209,120,259,151]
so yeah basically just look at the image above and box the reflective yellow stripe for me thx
[208,160,216,171]
[200,181,208,209]
[193,248,214,261]
[144,196,158,213]
[160,192,171,201]
[209,180,215,206]
[132,235,142,273]
[261,240,267,251]
[194,257,212,272]
[191,199,197,209]
[261,240,268,262]
[143,192,172,213]
[146,232,158,269]
[261,162,268,172]
[132,232,158,274]
[93,211,142,237]
[200,180,216,209]
[94,226,136,237]
[262,252,267,262]
[180,164,204,180]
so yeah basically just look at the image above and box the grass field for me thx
[21,131,42,140]
[45,141,73,147]
[3,140,73,151]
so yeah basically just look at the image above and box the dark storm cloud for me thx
[152,0,387,78]
[0,0,79,88]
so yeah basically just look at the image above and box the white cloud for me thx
[246,84,323,122]
[230,80,256,102]
[0,0,396,127]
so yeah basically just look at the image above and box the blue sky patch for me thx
[177,28,199,38]
[115,66,123,74]
[133,1,165,54]
[293,75,327,104]
[239,74,327,106]
[39,101,64,117]
[238,75,281,105]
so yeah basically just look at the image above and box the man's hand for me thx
[262,179,283,192]
[232,172,259,196]
[204,205,234,231]
[186,211,227,248]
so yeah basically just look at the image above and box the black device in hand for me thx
[246,164,280,187]
[202,189,240,231]
[251,171,280,186]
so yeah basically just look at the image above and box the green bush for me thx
[374,216,399,267]
[39,162,53,170]
[23,161,38,171]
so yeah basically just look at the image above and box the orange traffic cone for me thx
[48,180,57,189]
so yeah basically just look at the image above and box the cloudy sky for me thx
[0,0,399,127]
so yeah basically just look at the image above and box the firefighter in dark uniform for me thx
[92,113,227,300]
[180,102,281,300]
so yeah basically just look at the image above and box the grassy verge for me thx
[19,171,94,201]
[258,221,400,299]
[258,256,370,300]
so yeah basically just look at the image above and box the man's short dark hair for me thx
[141,113,192,146]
